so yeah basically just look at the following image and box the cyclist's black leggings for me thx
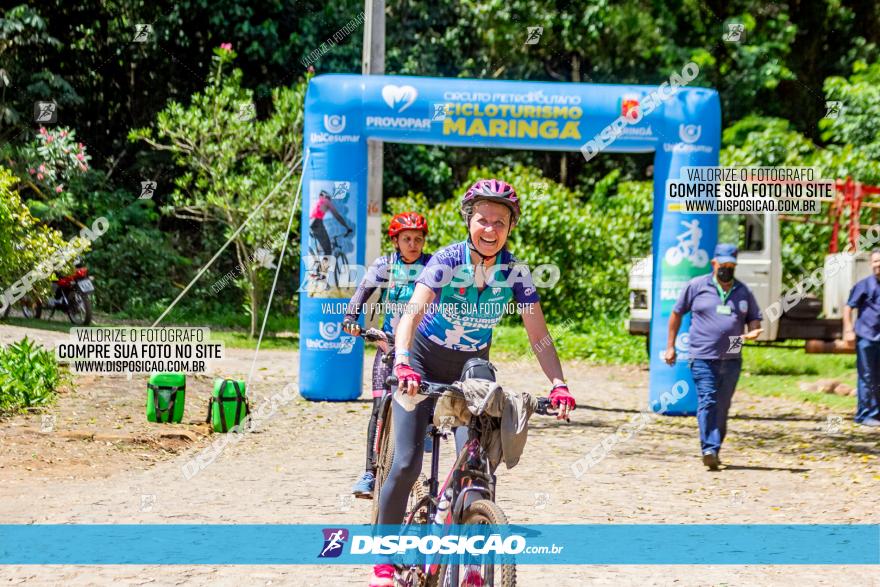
[377,333,488,527]
[364,348,393,471]
[309,218,331,255]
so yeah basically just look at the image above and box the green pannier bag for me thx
[146,372,186,423]
[207,378,250,433]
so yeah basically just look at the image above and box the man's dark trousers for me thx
[855,337,880,423]
[690,358,742,454]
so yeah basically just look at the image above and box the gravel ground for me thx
[1,323,878,586]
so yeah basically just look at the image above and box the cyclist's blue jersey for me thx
[344,252,431,335]
[415,240,540,352]
[381,252,431,334]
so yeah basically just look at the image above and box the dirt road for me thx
[1,323,878,586]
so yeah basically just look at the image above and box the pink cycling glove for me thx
[549,385,575,409]
[394,363,422,387]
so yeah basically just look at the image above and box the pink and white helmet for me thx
[460,178,520,225]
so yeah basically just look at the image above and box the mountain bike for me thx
[353,328,397,521]
[329,234,350,286]
[363,330,442,525]
[1,294,43,320]
[308,229,351,287]
[664,219,708,267]
[385,376,557,587]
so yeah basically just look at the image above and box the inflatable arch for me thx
[299,74,720,415]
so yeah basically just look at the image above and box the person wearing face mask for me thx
[664,243,763,470]
[842,249,880,427]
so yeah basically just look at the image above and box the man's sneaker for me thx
[856,417,880,427]
[702,450,720,471]
[352,471,375,499]
[369,563,394,587]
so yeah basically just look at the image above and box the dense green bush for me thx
[386,164,653,324]
[86,226,189,315]
[0,337,64,414]
[0,167,73,304]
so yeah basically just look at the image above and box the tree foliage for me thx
[2,0,880,331]
[387,165,653,324]
[130,45,306,335]
[0,168,73,304]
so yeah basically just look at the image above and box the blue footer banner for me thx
[1,525,878,565]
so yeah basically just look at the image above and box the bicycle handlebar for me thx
[343,325,394,346]
[354,327,394,346]
[385,375,558,416]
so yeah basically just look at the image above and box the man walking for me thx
[664,243,763,470]
[842,250,880,427]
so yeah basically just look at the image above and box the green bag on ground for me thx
[146,372,186,423]
[207,378,250,433]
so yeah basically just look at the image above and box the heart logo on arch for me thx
[381,84,418,113]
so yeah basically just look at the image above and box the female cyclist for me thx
[368,179,576,587]
[310,189,352,255]
[342,212,431,498]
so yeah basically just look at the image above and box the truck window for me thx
[718,214,765,252]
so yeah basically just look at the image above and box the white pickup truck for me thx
[627,213,870,352]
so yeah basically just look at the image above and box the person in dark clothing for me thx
[309,190,352,255]
[843,250,880,427]
[665,243,763,470]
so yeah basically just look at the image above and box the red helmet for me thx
[388,212,428,238]
[460,179,520,224]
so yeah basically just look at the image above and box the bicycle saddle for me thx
[460,358,496,382]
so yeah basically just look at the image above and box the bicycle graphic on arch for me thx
[665,219,709,268]
[302,180,356,298]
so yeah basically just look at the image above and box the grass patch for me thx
[738,373,856,410]
[491,324,859,411]
[210,330,298,350]
[106,307,299,333]
[1,312,300,350]
[491,317,646,365]
[738,343,857,411]
[744,342,855,377]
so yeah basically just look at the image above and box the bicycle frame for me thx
[357,326,555,585]
[404,398,496,581]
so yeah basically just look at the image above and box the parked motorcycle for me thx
[1,262,95,325]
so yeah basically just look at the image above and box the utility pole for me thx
[362,0,385,328]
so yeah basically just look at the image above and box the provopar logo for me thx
[367,84,432,131]
[381,84,418,113]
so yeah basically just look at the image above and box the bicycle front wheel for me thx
[371,405,394,524]
[439,499,515,587]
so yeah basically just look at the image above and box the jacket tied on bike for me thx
[431,378,537,469]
